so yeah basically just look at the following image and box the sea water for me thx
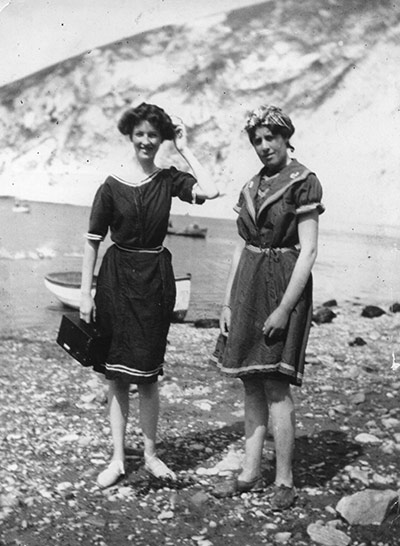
[0,197,399,333]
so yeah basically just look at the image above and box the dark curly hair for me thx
[117,102,175,141]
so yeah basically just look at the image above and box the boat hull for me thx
[44,271,191,322]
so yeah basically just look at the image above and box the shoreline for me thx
[1,301,400,545]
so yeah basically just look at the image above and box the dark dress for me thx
[211,159,324,386]
[86,167,203,383]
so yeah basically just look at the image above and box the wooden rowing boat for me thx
[44,271,191,322]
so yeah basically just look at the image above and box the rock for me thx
[190,491,209,508]
[354,433,381,445]
[336,489,399,525]
[263,523,278,531]
[159,382,184,400]
[372,473,394,486]
[347,467,369,486]
[158,510,174,520]
[361,305,386,318]
[381,440,395,454]
[313,307,337,324]
[381,417,400,429]
[307,522,351,546]
[349,337,367,346]
[350,392,366,405]
[389,302,400,313]
[194,318,219,328]
[323,299,338,307]
[275,532,292,543]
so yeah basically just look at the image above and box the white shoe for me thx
[144,454,176,480]
[97,460,125,488]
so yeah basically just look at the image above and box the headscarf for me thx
[244,105,295,141]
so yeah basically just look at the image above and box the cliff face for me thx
[1,0,400,229]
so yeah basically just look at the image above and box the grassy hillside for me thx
[1,0,399,228]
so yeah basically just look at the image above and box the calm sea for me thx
[0,197,399,333]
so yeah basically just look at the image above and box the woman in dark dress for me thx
[211,105,324,509]
[80,103,218,488]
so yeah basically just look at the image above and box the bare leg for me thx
[108,378,130,462]
[265,379,295,487]
[97,378,129,487]
[240,377,268,482]
[137,382,159,457]
[138,381,176,479]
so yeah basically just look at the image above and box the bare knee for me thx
[137,381,158,399]
[242,376,266,397]
[264,378,292,404]
[108,378,130,396]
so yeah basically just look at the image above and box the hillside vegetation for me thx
[1,0,400,229]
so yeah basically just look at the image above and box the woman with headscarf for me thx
[80,102,218,488]
[211,105,324,510]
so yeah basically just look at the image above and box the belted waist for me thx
[115,244,164,254]
[245,244,300,254]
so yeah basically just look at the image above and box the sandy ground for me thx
[1,301,400,545]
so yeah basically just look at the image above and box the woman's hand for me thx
[171,116,188,152]
[220,305,231,337]
[80,293,96,324]
[262,305,290,340]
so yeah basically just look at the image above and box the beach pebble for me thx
[355,433,381,444]
[307,522,351,546]
[190,491,209,507]
[275,532,292,543]
[381,417,400,429]
[346,466,369,485]
[350,392,366,405]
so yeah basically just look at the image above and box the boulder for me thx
[323,299,338,307]
[348,337,367,346]
[336,489,399,525]
[361,305,386,318]
[313,307,337,324]
[389,302,400,313]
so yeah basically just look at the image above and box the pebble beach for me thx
[1,300,400,545]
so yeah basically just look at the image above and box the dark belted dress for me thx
[86,167,204,383]
[211,159,324,386]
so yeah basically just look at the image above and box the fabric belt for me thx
[245,244,299,253]
[115,244,164,254]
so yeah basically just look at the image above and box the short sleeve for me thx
[233,190,245,214]
[293,174,325,216]
[85,180,113,241]
[169,166,205,204]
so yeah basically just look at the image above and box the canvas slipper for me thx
[144,454,176,480]
[97,460,125,489]
[212,474,264,498]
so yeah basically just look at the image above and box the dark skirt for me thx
[210,246,312,387]
[95,245,176,383]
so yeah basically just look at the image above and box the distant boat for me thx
[44,271,192,322]
[167,221,207,239]
[12,200,31,213]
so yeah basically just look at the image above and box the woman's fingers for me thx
[220,308,231,336]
